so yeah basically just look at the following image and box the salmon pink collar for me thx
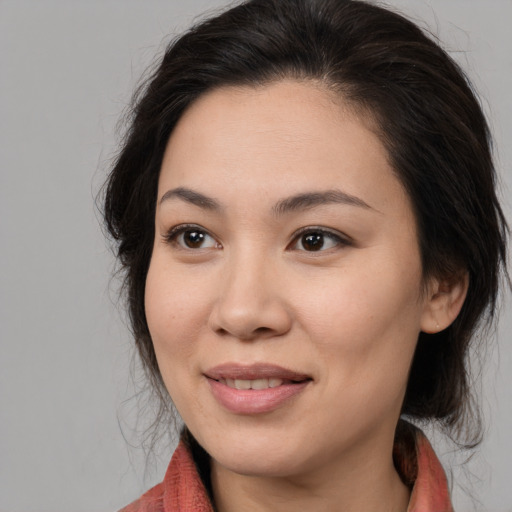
[119,425,453,512]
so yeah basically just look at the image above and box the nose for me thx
[208,252,292,341]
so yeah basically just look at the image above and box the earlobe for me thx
[420,272,469,334]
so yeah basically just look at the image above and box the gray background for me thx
[1,1,510,511]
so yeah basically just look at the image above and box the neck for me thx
[210,437,410,512]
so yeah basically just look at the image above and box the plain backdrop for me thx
[1,1,511,511]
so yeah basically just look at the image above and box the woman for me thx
[103,0,508,510]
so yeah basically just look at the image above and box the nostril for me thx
[254,326,273,335]
[214,327,230,337]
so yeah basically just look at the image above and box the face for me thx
[145,80,436,479]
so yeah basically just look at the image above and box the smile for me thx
[204,363,312,414]
[218,378,285,390]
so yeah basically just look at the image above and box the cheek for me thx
[144,260,215,421]
[296,258,424,379]
[144,257,208,377]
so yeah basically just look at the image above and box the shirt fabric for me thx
[119,425,453,512]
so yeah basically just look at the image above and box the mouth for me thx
[204,362,311,385]
[216,377,290,390]
[204,363,312,414]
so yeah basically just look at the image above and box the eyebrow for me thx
[272,190,374,216]
[159,187,222,211]
[159,187,374,215]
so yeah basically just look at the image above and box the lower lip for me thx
[207,378,310,414]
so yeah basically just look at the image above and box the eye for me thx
[290,228,349,252]
[165,224,220,250]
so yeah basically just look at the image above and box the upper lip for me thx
[204,363,311,382]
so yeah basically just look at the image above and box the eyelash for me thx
[163,224,352,252]
[164,224,221,250]
[288,226,352,252]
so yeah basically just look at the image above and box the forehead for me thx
[158,80,408,216]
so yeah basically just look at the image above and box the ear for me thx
[420,272,469,333]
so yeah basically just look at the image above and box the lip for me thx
[205,362,311,381]
[204,363,312,414]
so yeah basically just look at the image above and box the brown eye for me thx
[182,230,208,248]
[301,233,325,251]
[166,225,219,249]
[291,228,348,252]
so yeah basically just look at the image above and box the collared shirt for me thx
[119,427,453,512]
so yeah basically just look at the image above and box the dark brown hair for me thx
[103,0,508,445]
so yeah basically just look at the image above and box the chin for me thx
[201,429,315,478]
[216,452,307,478]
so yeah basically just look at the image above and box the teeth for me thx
[221,378,285,390]
[250,378,268,390]
[234,379,251,390]
[269,378,282,388]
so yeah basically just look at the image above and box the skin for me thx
[145,80,467,512]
